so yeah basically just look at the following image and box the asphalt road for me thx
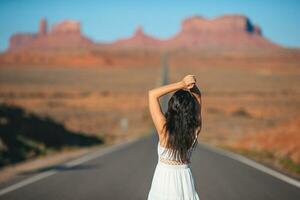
[0,132,300,200]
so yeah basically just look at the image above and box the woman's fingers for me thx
[188,75,196,82]
[187,77,196,84]
[187,83,195,89]
[183,75,196,88]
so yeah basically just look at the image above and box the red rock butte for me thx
[7,14,280,52]
[164,15,273,49]
[9,19,93,51]
[112,26,163,48]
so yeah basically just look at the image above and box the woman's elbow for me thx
[148,90,155,97]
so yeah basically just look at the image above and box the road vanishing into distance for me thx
[1,55,300,199]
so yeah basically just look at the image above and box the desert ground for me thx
[0,65,161,144]
[0,48,300,179]
[168,49,300,177]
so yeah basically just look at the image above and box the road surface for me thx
[0,132,300,200]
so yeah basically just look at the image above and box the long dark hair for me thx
[162,89,202,162]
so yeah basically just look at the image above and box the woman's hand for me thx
[181,75,196,90]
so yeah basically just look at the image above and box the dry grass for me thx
[169,51,300,176]
[0,66,161,144]
[1,48,300,177]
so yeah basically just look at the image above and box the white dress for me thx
[147,137,200,200]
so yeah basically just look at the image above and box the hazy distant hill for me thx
[7,14,280,51]
[111,15,279,49]
[8,19,93,51]
[0,14,291,67]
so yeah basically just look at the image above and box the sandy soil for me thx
[0,65,161,183]
[169,52,300,176]
[0,48,299,180]
[0,65,160,143]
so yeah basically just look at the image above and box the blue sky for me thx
[0,0,299,51]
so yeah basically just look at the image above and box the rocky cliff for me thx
[164,15,276,49]
[110,15,278,49]
[112,26,163,48]
[1,14,284,67]
[7,14,280,52]
[8,19,93,51]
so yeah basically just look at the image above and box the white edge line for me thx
[0,135,144,196]
[0,170,56,196]
[198,141,300,189]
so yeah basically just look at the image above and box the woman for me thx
[147,74,202,200]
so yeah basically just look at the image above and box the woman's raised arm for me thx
[148,81,185,136]
[148,75,196,136]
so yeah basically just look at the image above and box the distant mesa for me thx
[181,15,262,35]
[7,14,280,52]
[51,20,81,34]
[39,18,47,36]
[9,19,93,51]
[112,26,163,48]
[165,15,275,49]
